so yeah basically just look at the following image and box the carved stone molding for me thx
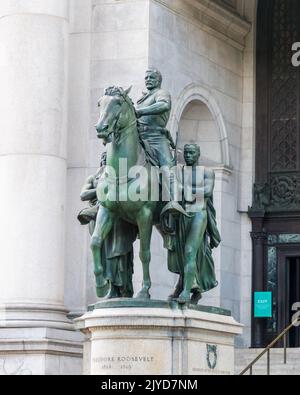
[153,0,251,50]
[251,232,267,245]
[249,173,300,213]
[270,173,300,210]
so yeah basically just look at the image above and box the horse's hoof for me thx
[136,289,151,300]
[176,292,191,305]
[95,274,108,289]
[96,282,109,298]
[168,287,183,301]
[104,294,119,300]
[104,287,121,300]
[168,293,179,302]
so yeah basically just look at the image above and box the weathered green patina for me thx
[165,144,221,304]
[136,68,175,166]
[87,299,230,317]
[78,152,137,298]
[92,85,165,300]
[78,69,221,305]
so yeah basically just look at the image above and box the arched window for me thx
[170,84,230,168]
[178,100,222,166]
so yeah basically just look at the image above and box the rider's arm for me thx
[136,101,171,116]
[136,91,171,117]
[80,176,97,202]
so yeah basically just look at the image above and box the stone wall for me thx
[66,0,256,346]
[238,0,256,347]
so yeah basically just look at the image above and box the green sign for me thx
[254,292,272,318]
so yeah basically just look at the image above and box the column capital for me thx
[250,231,267,245]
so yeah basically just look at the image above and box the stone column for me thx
[0,0,82,374]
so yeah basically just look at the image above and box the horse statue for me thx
[91,86,175,300]
[86,84,220,305]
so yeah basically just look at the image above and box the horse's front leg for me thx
[136,208,153,300]
[91,207,114,297]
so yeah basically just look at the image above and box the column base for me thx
[0,304,84,375]
[0,327,83,375]
[0,303,77,330]
[76,299,243,376]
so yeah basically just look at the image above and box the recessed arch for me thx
[170,84,230,167]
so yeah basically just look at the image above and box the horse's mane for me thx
[105,86,124,97]
[104,86,134,107]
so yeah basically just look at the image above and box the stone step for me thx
[235,348,300,375]
[237,359,300,365]
[236,366,300,375]
[236,362,300,370]
[237,369,300,376]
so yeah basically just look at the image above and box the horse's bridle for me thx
[99,92,137,145]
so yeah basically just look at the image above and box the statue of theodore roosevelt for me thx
[135,68,175,167]
[78,67,221,305]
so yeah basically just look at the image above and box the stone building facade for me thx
[0,0,285,375]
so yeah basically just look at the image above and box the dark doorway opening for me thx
[251,0,300,348]
[287,257,300,348]
[278,251,300,348]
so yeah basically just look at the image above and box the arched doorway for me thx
[250,0,300,348]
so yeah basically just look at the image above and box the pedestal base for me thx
[0,304,84,375]
[0,327,83,375]
[76,300,243,376]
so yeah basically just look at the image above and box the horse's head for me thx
[95,86,135,144]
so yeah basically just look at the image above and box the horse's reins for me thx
[103,93,137,145]
[100,92,147,186]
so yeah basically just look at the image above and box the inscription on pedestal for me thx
[90,344,169,375]
[93,355,155,373]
